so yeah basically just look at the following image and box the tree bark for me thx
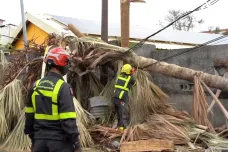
[133,54,228,91]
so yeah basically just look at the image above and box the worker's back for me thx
[25,72,78,141]
[113,73,135,101]
[25,47,81,152]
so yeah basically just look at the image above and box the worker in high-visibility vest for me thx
[24,47,81,152]
[112,64,136,130]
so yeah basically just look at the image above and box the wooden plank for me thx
[120,139,174,152]
[207,72,228,113]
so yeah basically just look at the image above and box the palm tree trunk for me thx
[134,54,228,91]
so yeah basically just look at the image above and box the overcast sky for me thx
[0,0,226,32]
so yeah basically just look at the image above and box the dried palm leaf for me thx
[73,97,94,126]
[0,50,9,69]
[73,97,95,147]
[0,50,10,87]
[129,69,169,124]
[88,72,104,96]
[0,108,30,151]
[99,79,115,103]
[0,79,24,140]
[193,75,215,133]
[77,119,94,147]
[121,114,191,144]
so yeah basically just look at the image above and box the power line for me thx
[122,0,220,55]
[208,36,228,45]
[143,35,228,68]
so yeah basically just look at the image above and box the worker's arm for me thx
[58,83,80,146]
[24,87,35,145]
[130,75,136,86]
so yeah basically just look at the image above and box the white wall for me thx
[0,25,17,46]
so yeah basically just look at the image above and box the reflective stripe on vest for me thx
[115,75,131,99]
[30,79,77,120]
[25,107,35,113]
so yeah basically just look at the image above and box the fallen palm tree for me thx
[64,36,228,91]
[35,34,228,150]
[2,33,228,151]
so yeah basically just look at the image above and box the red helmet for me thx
[44,47,70,67]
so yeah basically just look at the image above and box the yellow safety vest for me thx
[114,75,132,99]
[25,79,76,120]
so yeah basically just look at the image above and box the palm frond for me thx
[0,50,10,85]
[0,108,30,151]
[73,97,95,147]
[0,79,24,140]
[129,69,169,124]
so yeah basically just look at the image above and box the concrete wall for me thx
[133,43,156,58]
[134,44,228,127]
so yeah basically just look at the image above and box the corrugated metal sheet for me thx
[88,96,109,119]
[50,14,228,45]
[147,42,194,49]
[13,13,228,48]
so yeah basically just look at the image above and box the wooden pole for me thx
[100,0,109,85]
[207,72,228,113]
[68,24,85,38]
[101,0,108,42]
[121,0,130,48]
[201,80,228,120]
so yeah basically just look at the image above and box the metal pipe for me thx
[20,0,28,47]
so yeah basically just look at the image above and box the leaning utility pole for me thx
[120,0,130,48]
[120,0,145,48]
[101,0,108,42]
[20,0,28,47]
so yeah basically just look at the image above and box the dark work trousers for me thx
[112,97,130,128]
[33,139,75,152]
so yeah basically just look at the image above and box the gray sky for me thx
[0,0,226,32]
